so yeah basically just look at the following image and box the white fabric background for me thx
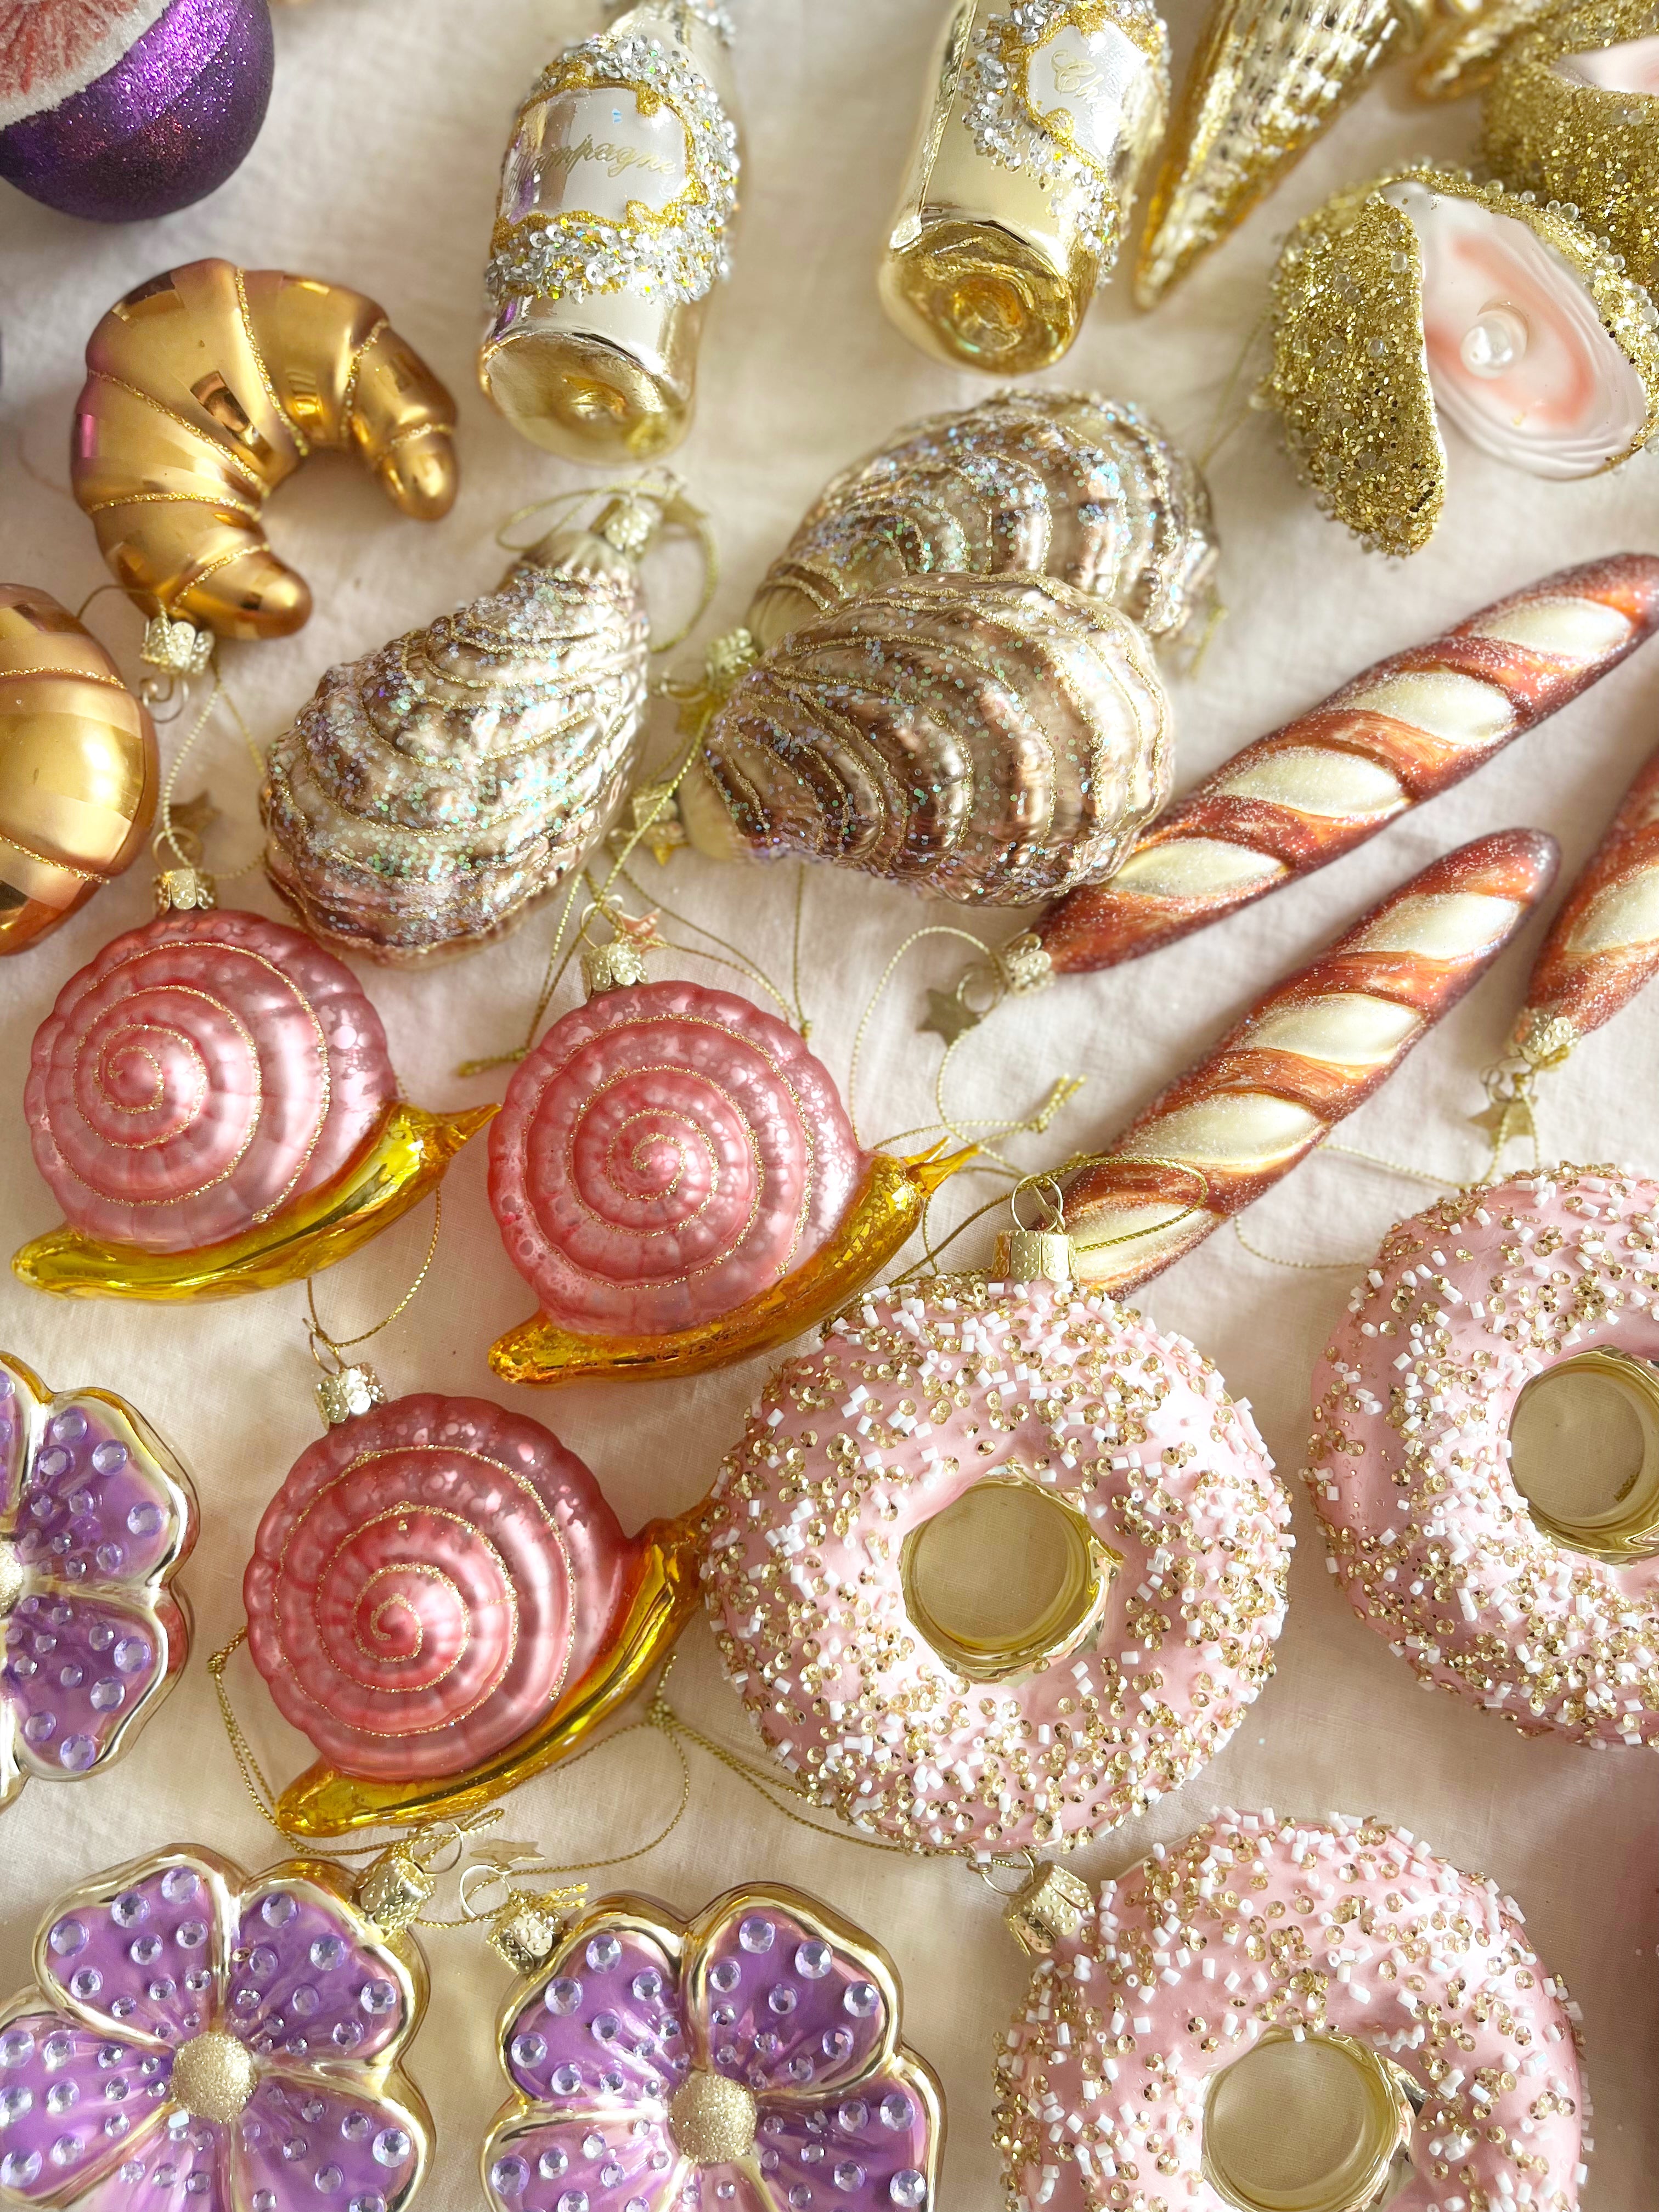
[3,3,1658,2204]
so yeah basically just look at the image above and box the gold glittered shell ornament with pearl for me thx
[1483,0,1659,289]
[675,572,1173,905]
[1263,165,1659,555]
[746,386,1218,653]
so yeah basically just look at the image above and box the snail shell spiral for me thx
[261,545,651,963]
[24,910,397,1254]
[245,1393,631,1781]
[684,574,1173,905]
[749,388,1218,649]
[488,978,868,1336]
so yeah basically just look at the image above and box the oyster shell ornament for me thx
[72,258,459,644]
[487,949,968,1386]
[675,573,1173,904]
[747,386,1218,651]
[0,583,157,955]
[1416,0,1558,100]
[1264,166,1659,554]
[881,0,1170,373]
[1135,0,1432,304]
[13,906,492,1300]
[1483,0,1659,289]
[0,1352,196,1808]
[262,483,699,965]
[244,1389,700,1837]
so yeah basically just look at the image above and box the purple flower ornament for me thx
[482,1882,944,2212]
[0,1845,432,2212]
[0,1352,196,1804]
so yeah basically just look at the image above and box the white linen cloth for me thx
[2,2,1655,2202]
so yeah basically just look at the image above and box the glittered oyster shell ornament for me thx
[0,1352,195,1806]
[0,583,157,955]
[13,907,491,1300]
[747,386,1217,652]
[261,484,698,965]
[487,947,967,1387]
[1415,0,1558,100]
[701,1271,1291,1857]
[674,574,1172,904]
[244,1387,699,1837]
[1483,0,1659,289]
[1135,0,1431,306]
[481,3,741,462]
[996,1813,1585,2212]
[0,1842,433,2212]
[72,258,459,644]
[1264,166,1659,554]
[481,1883,945,2212]
[881,0,1170,373]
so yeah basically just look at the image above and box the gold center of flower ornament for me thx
[0,1541,23,1619]
[169,2032,258,2124]
[668,2070,758,2165]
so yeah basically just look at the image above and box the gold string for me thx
[1229,1142,1467,1271]
[847,924,1007,1145]
[892,1152,1212,1285]
[151,664,268,882]
[493,471,719,654]
[607,864,800,1025]
[304,1189,442,1366]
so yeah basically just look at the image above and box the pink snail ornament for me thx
[0,1841,432,2212]
[481,1882,944,2212]
[13,906,491,1301]
[486,950,969,1388]
[0,1351,195,1805]
[244,1389,701,1838]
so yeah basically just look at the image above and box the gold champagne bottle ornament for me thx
[881,0,1170,373]
[481,3,741,462]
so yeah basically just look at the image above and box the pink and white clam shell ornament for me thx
[0,1352,195,1805]
[0,1843,431,2212]
[481,1883,944,2212]
[14,908,490,1300]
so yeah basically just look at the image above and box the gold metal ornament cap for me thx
[1483,0,1659,288]
[1004,1860,1093,1956]
[580,938,650,996]
[354,1845,435,1937]
[1263,165,1659,554]
[316,1363,386,1429]
[995,1226,1075,1283]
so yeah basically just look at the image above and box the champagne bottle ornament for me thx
[486,930,970,1387]
[0,584,159,955]
[0,1841,433,2212]
[0,0,274,223]
[480,2,741,462]
[72,259,459,647]
[260,478,713,966]
[1264,166,1659,555]
[479,1881,946,2212]
[880,0,1170,373]
[0,1352,195,1807]
[1309,742,1659,1749]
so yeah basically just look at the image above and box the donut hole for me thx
[1509,1350,1659,1559]
[899,1475,1117,1684]
[1201,2030,1418,2212]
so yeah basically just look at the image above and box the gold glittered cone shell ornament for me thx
[1134,0,1434,306]
[1415,0,1559,100]
[1483,0,1659,287]
[747,386,1218,652]
[0,584,156,955]
[261,486,697,966]
[1263,165,1659,555]
[71,258,459,644]
[676,572,1173,905]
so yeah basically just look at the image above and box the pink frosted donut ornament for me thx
[245,1390,701,1838]
[1309,1165,1659,1745]
[13,907,492,1300]
[995,1809,1586,2212]
[487,954,968,1387]
[700,1274,1290,1857]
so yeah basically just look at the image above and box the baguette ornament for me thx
[1056,828,1560,1289]
[72,259,459,645]
[1265,167,1659,554]
[1037,552,1659,975]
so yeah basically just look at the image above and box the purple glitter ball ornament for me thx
[0,0,274,223]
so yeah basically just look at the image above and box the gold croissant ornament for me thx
[71,258,460,644]
[1263,165,1659,554]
